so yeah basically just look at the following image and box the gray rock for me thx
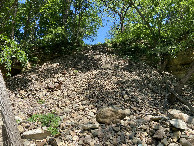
[168,143,179,146]
[128,132,135,139]
[153,129,165,139]
[88,111,95,117]
[169,119,188,130]
[91,129,98,137]
[120,133,126,143]
[180,138,192,146]
[17,125,24,133]
[113,126,120,132]
[168,109,194,124]
[63,108,71,113]
[81,123,99,130]
[161,138,168,146]
[171,131,181,142]
[22,128,51,140]
[150,116,168,122]
[157,142,164,146]
[96,107,127,124]
[132,137,138,144]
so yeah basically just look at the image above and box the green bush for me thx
[28,113,61,136]
[0,34,28,76]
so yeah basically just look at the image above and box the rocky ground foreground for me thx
[5,45,194,146]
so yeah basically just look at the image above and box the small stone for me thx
[171,131,181,142]
[88,111,95,117]
[113,126,120,132]
[157,142,164,146]
[36,139,47,146]
[73,135,79,141]
[21,122,30,129]
[65,135,72,140]
[132,138,138,144]
[151,116,168,122]
[23,139,31,146]
[81,123,99,130]
[129,132,135,139]
[78,140,84,145]
[153,129,165,139]
[15,116,22,123]
[63,108,71,113]
[180,138,192,146]
[161,138,168,146]
[120,133,126,143]
[91,129,98,137]
[18,125,24,133]
[168,143,179,146]
[140,125,147,131]
[123,109,131,116]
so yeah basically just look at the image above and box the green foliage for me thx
[0,34,28,75]
[28,113,61,136]
[105,0,193,67]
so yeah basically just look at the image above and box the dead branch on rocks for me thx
[167,86,194,114]
[167,62,194,114]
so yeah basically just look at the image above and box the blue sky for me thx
[19,0,112,45]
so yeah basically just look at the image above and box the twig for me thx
[167,86,194,114]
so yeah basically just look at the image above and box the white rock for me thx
[168,109,194,124]
[22,128,51,140]
[169,119,188,130]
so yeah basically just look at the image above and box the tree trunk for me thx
[62,0,71,26]
[24,1,31,40]
[11,0,18,39]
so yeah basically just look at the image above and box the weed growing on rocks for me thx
[28,113,60,136]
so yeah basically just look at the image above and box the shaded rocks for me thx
[180,138,193,146]
[96,107,128,124]
[153,129,166,139]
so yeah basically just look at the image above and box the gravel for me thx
[5,45,194,145]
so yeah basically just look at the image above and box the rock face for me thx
[96,107,127,124]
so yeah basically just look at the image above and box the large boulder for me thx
[96,107,129,124]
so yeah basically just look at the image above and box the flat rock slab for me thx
[22,128,51,140]
[168,109,194,125]
[169,119,188,130]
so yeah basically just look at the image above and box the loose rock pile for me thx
[5,45,194,145]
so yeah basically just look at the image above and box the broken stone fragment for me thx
[81,123,99,130]
[169,119,188,130]
[22,128,51,140]
[168,109,194,124]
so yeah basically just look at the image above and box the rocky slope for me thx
[5,45,194,145]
